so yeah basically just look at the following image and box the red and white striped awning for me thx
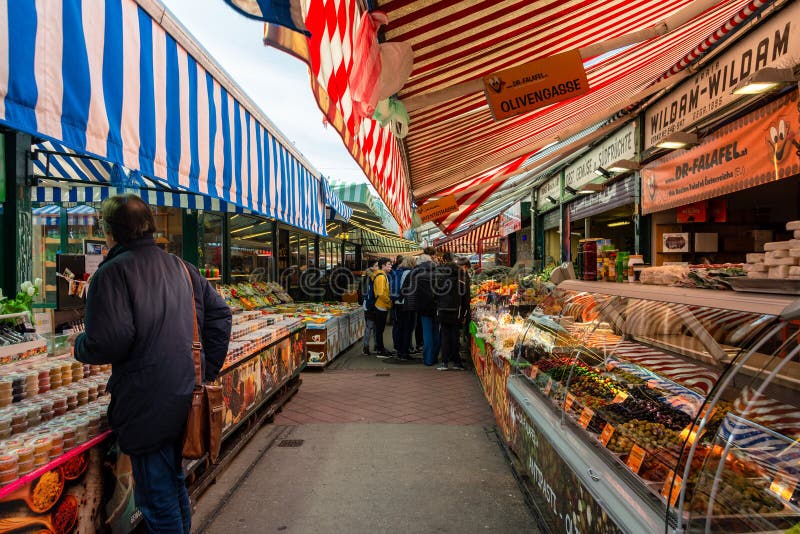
[249,0,771,235]
[377,0,771,230]
[434,217,500,254]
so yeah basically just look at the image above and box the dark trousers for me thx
[414,314,424,350]
[130,440,191,533]
[395,309,415,357]
[440,322,463,366]
[373,309,389,351]
[391,308,400,350]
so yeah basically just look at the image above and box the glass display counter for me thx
[508,280,800,533]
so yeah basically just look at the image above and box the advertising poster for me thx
[0,440,138,534]
[509,396,623,534]
[642,90,800,214]
[499,203,522,237]
[219,330,306,437]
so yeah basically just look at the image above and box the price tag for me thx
[610,390,629,404]
[627,445,646,474]
[529,366,539,379]
[770,471,797,501]
[578,407,594,429]
[564,393,576,412]
[661,470,683,506]
[543,377,553,396]
[599,423,615,446]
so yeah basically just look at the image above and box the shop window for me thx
[344,243,356,270]
[319,240,328,271]
[199,211,223,280]
[151,207,183,255]
[230,215,273,282]
[31,203,103,307]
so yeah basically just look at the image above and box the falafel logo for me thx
[646,173,657,201]
[767,119,792,163]
[487,76,505,94]
[794,98,800,158]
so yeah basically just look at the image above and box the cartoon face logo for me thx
[767,119,790,162]
[486,76,505,94]
[646,173,657,201]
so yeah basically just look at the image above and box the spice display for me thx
[30,469,64,512]
[52,494,78,534]
[61,452,88,480]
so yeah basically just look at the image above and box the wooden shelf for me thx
[45,238,60,245]
[44,261,56,268]
[205,277,222,281]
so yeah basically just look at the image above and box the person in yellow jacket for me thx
[370,257,393,357]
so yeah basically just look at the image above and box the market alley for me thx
[192,341,536,534]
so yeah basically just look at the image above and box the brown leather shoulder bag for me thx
[179,261,224,463]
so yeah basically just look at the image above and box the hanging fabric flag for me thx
[224,0,310,36]
[349,11,389,122]
[376,41,414,102]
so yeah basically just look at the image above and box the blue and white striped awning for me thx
[321,177,352,222]
[32,140,253,213]
[33,185,253,214]
[0,0,349,236]
[32,204,97,226]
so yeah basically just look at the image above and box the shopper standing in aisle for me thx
[361,259,379,355]
[414,252,440,366]
[371,258,394,357]
[436,252,469,370]
[392,256,417,361]
[389,255,405,353]
[73,194,232,534]
[457,257,472,358]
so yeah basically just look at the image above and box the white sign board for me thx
[564,122,636,192]
[535,176,561,211]
[644,6,800,149]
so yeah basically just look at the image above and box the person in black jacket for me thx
[409,253,440,366]
[73,194,231,533]
[435,252,469,370]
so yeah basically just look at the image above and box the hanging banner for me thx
[641,91,800,214]
[644,5,800,149]
[499,203,522,236]
[484,50,590,121]
[417,194,458,223]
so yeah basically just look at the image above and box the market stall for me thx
[0,299,307,532]
[501,281,800,533]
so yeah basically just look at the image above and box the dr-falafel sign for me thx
[483,50,590,121]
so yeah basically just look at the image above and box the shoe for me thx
[395,355,412,361]
[376,352,393,359]
[436,363,449,371]
[410,347,422,355]
[362,348,371,356]
[451,363,466,371]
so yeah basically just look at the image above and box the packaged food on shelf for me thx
[500,279,800,533]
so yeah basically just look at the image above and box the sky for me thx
[160,0,371,187]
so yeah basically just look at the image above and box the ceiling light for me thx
[579,183,605,194]
[594,167,612,179]
[564,186,579,195]
[731,67,795,95]
[606,159,640,173]
[656,132,699,150]
[546,195,558,204]
[607,220,631,228]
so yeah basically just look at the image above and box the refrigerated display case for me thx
[508,280,800,533]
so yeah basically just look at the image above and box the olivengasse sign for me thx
[483,50,590,121]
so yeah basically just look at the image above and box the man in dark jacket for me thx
[435,252,469,370]
[409,253,440,366]
[73,194,232,533]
